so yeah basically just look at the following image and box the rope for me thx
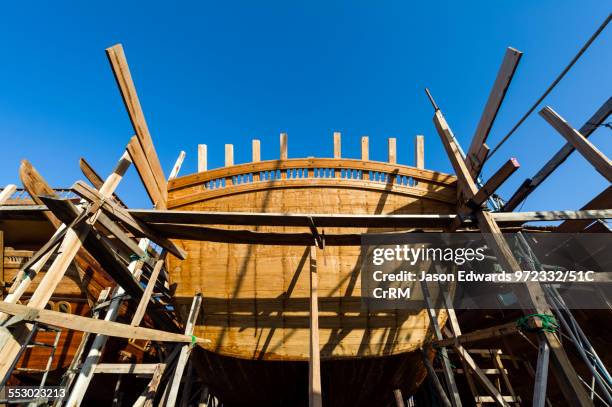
[517,313,559,333]
[485,13,611,163]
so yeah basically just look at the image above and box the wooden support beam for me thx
[133,345,181,407]
[19,160,62,228]
[421,348,452,407]
[556,186,612,232]
[127,135,166,209]
[106,44,167,198]
[71,180,186,259]
[131,258,165,327]
[533,337,550,407]
[466,47,522,177]
[79,158,126,207]
[361,136,369,161]
[168,151,186,180]
[165,294,203,407]
[309,246,322,407]
[393,389,406,407]
[67,151,186,406]
[225,144,234,167]
[432,102,594,406]
[0,302,202,343]
[94,363,165,375]
[420,281,462,407]
[434,322,518,348]
[198,144,207,172]
[415,135,425,169]
[0,185,16,204]
[503,97,611,211]
[333,132,341,158]
[433,109,479,202]
[280,132,288,160]
[453,343,509,406]
[0,152,132,382]
[388,137,397,164]
[252,139,261,162]
[540,106,612,182]
[470,158,520,208]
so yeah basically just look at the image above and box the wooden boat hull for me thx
[166,159,458,404]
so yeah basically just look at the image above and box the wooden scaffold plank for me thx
[430,93,594,406]
[309,246,322,407]
[540,106,612,182]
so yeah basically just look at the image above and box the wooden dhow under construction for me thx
[0,39,610,407]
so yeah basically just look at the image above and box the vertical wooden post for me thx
[533,337,550,407]
[361,136,369,161]
[164,294,203,407]
[197,144,207,173]
[252,139,261,162]
[225,144,234,167]
[280,133,288,160]
[309,246,322,407]
[388,138,397,164]
[415,135,425,169]
[333,132,341,158]
[362,136,370,180]
[394,389,406,407]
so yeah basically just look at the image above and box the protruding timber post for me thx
[252,139,261,162]
[225,144,234,167]
[0,185,16,204]
[415,135,425,169]
[333,131,341,158]
[164,293,203,407]
[540,106,612,182]
[309,246,322,407]
[361,136,369,161]
[388,137,397,164]
[280,132,288,160]
[465,47,522,178]
[198,144,207,172]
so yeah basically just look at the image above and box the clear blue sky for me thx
[0,1,610,210]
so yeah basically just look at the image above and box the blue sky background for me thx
[0,1,610,210]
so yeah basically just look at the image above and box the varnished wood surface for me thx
[167,161,457,361]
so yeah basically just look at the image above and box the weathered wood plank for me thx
[470,158,520,207]
[361,136,369,161]
[127,135,166,209]
[309,247,322,407]
[198,144,207,172]
[225,144,234,167]
[280,133,288,160]
[333,132,341,159]
[79,158,126,207]
[252,140,261,162]
[388,138,397,164]
[415,135,424,169]
[106,44,167,197]
[0,302,205,342]
[503,97,611,211]
[466,47,522,177]
[540,106,612,182]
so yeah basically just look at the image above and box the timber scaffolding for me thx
[0,35,610,407]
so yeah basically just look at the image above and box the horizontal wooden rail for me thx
[168,158,457,191]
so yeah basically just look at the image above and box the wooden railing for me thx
[168,158,457,207]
